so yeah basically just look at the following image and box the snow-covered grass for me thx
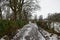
[39,27,58,40]
[51,22,60,33]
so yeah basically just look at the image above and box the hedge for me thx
[0,20,27,38]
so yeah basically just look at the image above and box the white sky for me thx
[33,0,60,18]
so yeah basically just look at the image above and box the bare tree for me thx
[39,15,43,21]
[34,14,37,22]
[9,0,40,20]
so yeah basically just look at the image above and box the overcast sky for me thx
[33,0,60,19]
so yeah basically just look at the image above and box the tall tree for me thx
[34,14,37,22]
[39,15,43,21]
[9,0,40,20]
[23,0,40,21]
[0,7,2,19]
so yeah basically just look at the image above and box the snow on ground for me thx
[0,23,59,40]
[39,27,58,40]
[51,22,60,33]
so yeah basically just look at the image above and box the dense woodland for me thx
[0,0,60,39]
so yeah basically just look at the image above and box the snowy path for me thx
[0,23,59,40]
